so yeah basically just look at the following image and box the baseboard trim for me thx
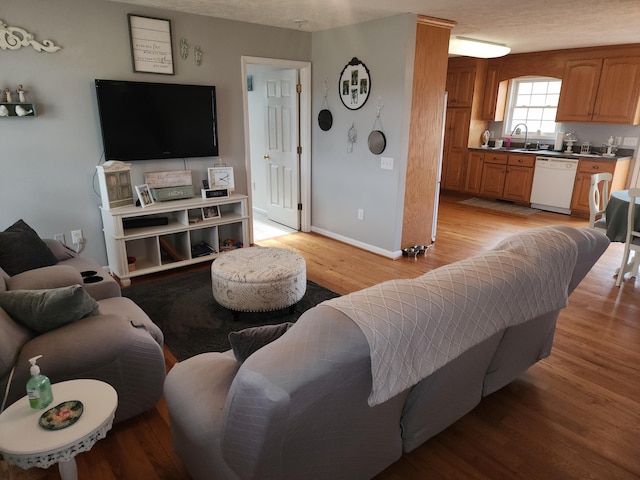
[310,226,402,259]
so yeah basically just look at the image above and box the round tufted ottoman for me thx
[211,247,306,315]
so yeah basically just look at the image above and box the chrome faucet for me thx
[511,123,528,149]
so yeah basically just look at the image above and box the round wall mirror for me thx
[368,130,386,154]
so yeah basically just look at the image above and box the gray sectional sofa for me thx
[0,231,166,423]
[164,225,609,480]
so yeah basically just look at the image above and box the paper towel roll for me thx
[554,131,565,151]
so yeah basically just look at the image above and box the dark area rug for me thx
[122,269,339,361]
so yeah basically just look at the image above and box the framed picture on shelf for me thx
[135,184,155,208]
[202,205,221,220]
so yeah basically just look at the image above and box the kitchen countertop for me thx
[468,146,632,161]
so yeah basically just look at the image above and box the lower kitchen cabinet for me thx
[502,154,535,202]
[479,152,508,197]
[570,158,631,217]
[471,151,534,203]
[464,150,484,194]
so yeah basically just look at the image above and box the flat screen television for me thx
[95,79,218,161]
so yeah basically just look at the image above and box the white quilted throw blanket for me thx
[324,227,578,406]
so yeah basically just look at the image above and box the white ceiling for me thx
[110,0,640,54]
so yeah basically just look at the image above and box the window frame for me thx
[503,76,562,141]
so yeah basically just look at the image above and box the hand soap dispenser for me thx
[26,355,53,409]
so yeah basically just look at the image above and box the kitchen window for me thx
[504,77,562,139]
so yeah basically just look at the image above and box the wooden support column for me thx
[401,16,455,248]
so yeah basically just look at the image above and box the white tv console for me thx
[100,194,249,286]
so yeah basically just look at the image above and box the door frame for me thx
[241,56,312,244]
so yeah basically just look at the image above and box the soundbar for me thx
[123,217,169,229]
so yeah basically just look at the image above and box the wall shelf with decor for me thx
[100,194,250,286]
[0,103,36,117]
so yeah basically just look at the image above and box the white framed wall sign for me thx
[128,14,175,75]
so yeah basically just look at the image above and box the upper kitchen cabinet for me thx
[480,62,508,121]
[592,57,640,123]
[556,56,640,124]
[446,65,476,107]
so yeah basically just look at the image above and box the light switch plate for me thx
[622,136,638,147]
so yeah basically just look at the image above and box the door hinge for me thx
[297,146,302,155]
[296,84,302,93]
[298,203,303,211]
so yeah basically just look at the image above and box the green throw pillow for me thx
[0,285,100,334]
[228,322,294,363]
[0,219,58,276]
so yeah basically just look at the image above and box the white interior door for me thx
[264,69,300,229]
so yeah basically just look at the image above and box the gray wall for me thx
[311,15,417,256]
[1,0,310,264]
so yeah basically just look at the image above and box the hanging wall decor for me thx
[339,57,370,110]
[128,14,174,75]
[318,78,333,131]
[180,38,189,59]
[0,19,62,52]
[368,96,386,155]
[195,46,202,66]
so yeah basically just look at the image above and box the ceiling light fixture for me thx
[448,36,511,58]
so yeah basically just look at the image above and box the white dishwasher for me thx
[530,156,579,214]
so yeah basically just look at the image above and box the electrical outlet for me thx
[54,233,65,244]
[71,229,83,245]
[357,208,364,220]
[614,136,622,145]
[380,157,394,170]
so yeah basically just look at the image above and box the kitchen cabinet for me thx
[442,57,489,193]
[473,151,534,202]
[556,57,640,124]
[446,65,476,107]
[592,57,640,123]
[570,158,631,217]
[502,154,535,202]
[479,152,508,197]
[442,107,472,191]
[480,63,507,121]
[556,59,602,122]
[464,150,484,194]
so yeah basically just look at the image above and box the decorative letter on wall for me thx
[0,19,62,52]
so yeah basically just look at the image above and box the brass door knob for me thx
[263,154,270,160]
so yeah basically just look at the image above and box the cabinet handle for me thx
[518,159,524,163]
[592,165,600,170]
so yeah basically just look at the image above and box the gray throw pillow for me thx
[0,220,58,276]
[228,322,294,363]
[0,285,100,334]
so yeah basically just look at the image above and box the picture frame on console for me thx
[202,205,221,220]
[135,184,155,208]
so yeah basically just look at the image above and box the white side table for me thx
[0,379,118,480]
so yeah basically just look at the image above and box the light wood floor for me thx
[3,192,639,479]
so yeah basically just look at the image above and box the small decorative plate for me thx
[39,400,83,430]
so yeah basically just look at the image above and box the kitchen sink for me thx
[510,149,556,154]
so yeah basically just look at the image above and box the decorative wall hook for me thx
[180,38,189,59]
[0,19,62,52]
[194,46,202,66]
